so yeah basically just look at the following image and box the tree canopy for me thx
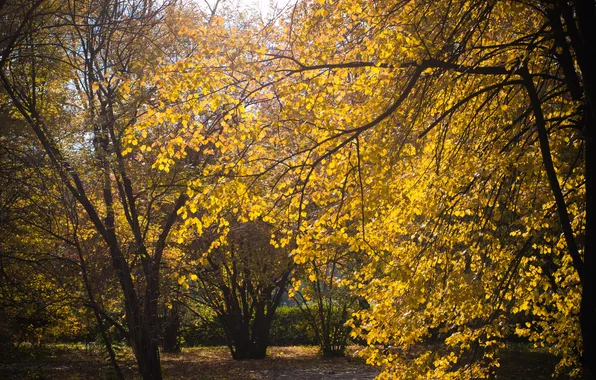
[1,0,595,378]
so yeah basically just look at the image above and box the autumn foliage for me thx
[1,0,595,379]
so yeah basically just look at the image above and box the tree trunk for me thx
[569,0,596,375]
[225,312,270,360]
[251,316,270,360]
[137,274,163,379]
[130,318,162,380]
[231,340,267,360]
[162,302,181,353]
[75,242,124,380]
[542,2,596,376]
[581,129,596,378]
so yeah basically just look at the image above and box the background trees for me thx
[181,221,291,359]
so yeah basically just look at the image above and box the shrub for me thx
[269,306,317,346]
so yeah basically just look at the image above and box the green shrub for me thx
[181,306,317,347]
[269,306,316,346]
[180,312,226,347]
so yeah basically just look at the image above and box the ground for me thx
[1,345,378,380]
[0,344,568,379]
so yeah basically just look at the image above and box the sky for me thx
[233,0,296,20]
[236,0,271,15]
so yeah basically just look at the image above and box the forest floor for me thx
[0,343,568,379]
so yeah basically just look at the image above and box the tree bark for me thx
[581,116,596,378]
[563,1,596,376]
[162,302,181,353]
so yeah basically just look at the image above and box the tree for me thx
[180,221,291,359]
[0,79,128,375]
[209,0,595,377]
[0,1,199,378]
[127,6,295,358]
[289,230,363,357]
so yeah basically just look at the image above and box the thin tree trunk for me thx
[75,241,124,380]
[567,0,596,375]
[162,302,181,353]
[581,123,596,378]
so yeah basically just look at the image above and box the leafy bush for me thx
[269,306,317,346]
[180,314,227,347]
[180,306,317,347]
